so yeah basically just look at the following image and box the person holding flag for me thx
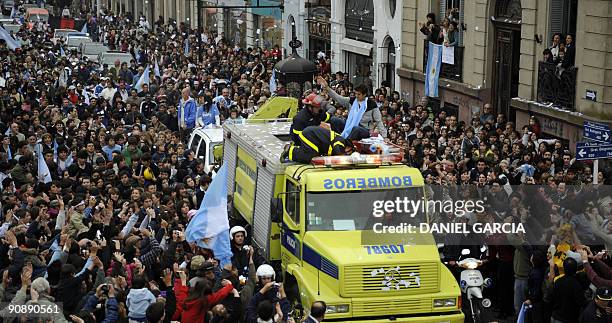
[185,164,233,268]
[269,68,277,94]
[134,65,150,94]
[184,37,190,56]
[37,149,52,184]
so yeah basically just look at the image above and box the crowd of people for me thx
[0,4,610,323]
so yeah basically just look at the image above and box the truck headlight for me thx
[326,304,350,313]
[433,298,456,307]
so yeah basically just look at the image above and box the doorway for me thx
[380,37,396,91]
[492,24,520,120]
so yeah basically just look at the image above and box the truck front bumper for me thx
[323,311,464,323]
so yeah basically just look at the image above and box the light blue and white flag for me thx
[424,41,443,98]
[38,150,52,183]
[60,46,66,57]
[65,153,73,168]
[184,38,189,56]
[82,88,90,105]
[0,26,21,51]
[269,68,277,94]
[185,164,232,267]
[81,23,88,34]
[134,65,150,93]
[154,59,160,78]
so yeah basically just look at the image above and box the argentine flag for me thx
[0,26,21,51]
[81,23,88,34]
[38,150,52,183]
[60,46,66,57]
[134,65,150,93]
[82,88,90,105]
[269,69,277,94]
[185,164,232,267]
[424,41,443,98]
[154,59,160,78]
[184,38,189,56]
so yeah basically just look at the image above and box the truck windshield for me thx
[306,188,426,231]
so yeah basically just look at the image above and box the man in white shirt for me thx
[100,79,117,102]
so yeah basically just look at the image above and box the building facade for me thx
[105,0,283,49]
[398,0,612,150]
[285,0,402,93]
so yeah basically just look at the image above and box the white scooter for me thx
[458,247,493,323]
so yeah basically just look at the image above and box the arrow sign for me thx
[584,121,611,143]
[586,90,597,102]
[576,142,612,161]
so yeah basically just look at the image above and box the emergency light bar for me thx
[311,153,403,166]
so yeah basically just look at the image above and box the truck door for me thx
[280,179,302,268]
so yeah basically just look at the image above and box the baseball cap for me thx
[190,255,205,270]
[302,93,323,107]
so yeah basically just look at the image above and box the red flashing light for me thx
[311,153,403,166]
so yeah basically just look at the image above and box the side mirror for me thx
[461,248,471,256]
[270,197,282,223]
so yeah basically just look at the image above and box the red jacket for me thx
[173,279,233,322]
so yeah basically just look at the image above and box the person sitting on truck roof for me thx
[178,87,197,137]
[280,126,354,164]
[290,93,343,145]
[224,108,244,125]
[316,76,387,138]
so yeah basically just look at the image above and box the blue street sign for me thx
[584,121,611,143]
[576,142,612,161]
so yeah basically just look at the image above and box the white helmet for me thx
[230,226,247,240]
[256,264,275,280]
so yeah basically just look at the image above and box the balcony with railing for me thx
[536,61,578,111]
[423,40,464,83]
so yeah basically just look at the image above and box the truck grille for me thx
[352,297,432,315]
[342,262,439,297]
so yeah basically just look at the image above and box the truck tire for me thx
[284,274,303,320]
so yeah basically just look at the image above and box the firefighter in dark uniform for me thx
[291,93,343,144]
[281,126,354,164]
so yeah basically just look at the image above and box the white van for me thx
[187,127,224,174]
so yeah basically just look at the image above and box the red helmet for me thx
[302,93,323,107]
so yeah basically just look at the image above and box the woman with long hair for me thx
[173,275,234,322]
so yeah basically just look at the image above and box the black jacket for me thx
[420,24,443,45]
[299,126,349,156]
[290,107,331,144]
[579,301,612,323]
[551,274,587,322]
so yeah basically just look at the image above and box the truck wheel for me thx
[284,275,302,319]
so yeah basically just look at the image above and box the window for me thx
[285,180,300,224]
[208,143,221,165]
[388,0,396,18]
[344,0,374,43]
[549,0,577,44]
[197,139,207,158]
[439,0,464,46]
[190,134,202,153]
